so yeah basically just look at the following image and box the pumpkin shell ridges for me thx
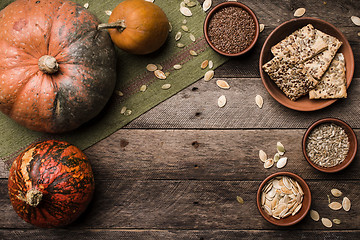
[8,140,95,228]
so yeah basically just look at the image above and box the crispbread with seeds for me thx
[305,29,343,80]
[271,24,328,64]
[263,56,318,101]
[309,53,347,99]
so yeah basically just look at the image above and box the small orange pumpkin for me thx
[99,0,169,55]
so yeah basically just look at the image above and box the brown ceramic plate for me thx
[259,17,354,111]
[203,1,259,56]
[302,118,357,173]
[257,172,311,226]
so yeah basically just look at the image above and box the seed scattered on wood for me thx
[182,19,187,24]
[175,31,182,41]
[321,218,332,228]
[180,6,192,16]
[180,1,186,8]
[216,80,230,89]
[294,8,306,17]
[310,210,320,221]
[201,60,209,69]
[120,106,127,114]
[204,70,214,81]
[190,50,198,56]
[264,158,274,168]
[145,0,154,2]
[146,64,157,71]
[255,95,263,108]
[209,60,214,69]
[173,64,182,70]
[333,219,341,225]
[181,25,189,32]
[331,189,343,197]
[162,83,171,90]
[140,85,147,92]
[358,32,360,37]
[177,43,185,48]
[187,1,197,7]
[329,202,342,210]
[259,150,267,163]
[203,0,212,12]
[276,157,287,168]
[327,195,331,204]
[105,10,112,16]
[277,142,285,154]
[342,197,351,211]
[189,33,196,42]
[84,3,89,9]
[274,153,280,163]
[351,16,360,26]
[168,22,172,32]
[236,196,244,204]
[154,70,166,79]
[116,90,124,96]
[124,109,132,116]
[259,23,265,33]
[217,95,226,108]
[165,72,170,77]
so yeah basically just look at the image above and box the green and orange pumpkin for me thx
[8,140,95,228]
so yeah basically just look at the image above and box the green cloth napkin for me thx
[0,0,227,164]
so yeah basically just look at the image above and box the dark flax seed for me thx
[207,6,256,54]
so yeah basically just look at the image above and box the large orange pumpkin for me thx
[98,0,169,55]
[0,0,117,133]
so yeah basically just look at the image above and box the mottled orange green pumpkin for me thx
[0,0,117,133]
[8,140,95,228]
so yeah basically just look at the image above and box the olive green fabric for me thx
[0,0,227,163]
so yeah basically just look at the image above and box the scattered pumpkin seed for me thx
[255,95,263,108]
[358,32,360,37]
[310,209,320,221]
[273,153,280,163]
[208,60,214,69]
[277,142,285,154]
[321,218,332,228]
[156,64,163,70]
[342,197,351,211]
[84,3,89,9]
[189,33,196,42]
[120,106,127,114]
[276,157,287,168]
[175,31,182,41]
[181,25,189,32]
[259,150,267,163]
[190,50,198,56]
[201,60,209,69]
[116,90,124,96]
[217,95,227,108]
[180,6,192,16]
[204,70,214,81]
[259,23,265,33]
[327,194,331,204]
[182,19,187,24]
[173,64,182,70]
[168,22,172,32]
[162,83,171,90]
[140,85,147,92]
[145,0,154,2]
[333,219,341,225]
[105,10,112,16]
[216,80,230,89]
[187,1,197,7]
[177,43,185,48]
[146,64,157,71]
[180,2,186,8]
[236,196,244,204]
[203,0,212,11]
[154,70,166,79]
[264,158,274,168]
[294,8,306,17]
[165,72,171,77]
[331,189,342,197]
[124,109,132,116]
[329,202,342,210]
[351,16,360,26]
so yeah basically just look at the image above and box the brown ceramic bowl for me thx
[203,1,259,56]
[302,118,357,173]
[257,172,311,226]
[259,17,354,111]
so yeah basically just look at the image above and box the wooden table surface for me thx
[1,0,360,239]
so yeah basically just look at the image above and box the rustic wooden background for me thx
[1,0,359,239]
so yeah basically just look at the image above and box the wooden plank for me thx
[2,129,359,180]
[0,179,359,229]
[0,229,359,240]
[126,78,360,129]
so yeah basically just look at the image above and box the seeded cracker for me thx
[271,24,328,64]
[262,56,318,101]
[309,53,347,99]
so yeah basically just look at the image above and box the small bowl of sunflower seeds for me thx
[256,172,311,226]
[302,118,357,173]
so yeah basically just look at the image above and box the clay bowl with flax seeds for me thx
[302,118,357,173]
[203,1,259,56]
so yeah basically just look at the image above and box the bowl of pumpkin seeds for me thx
[302,118,357,173]
[257,172,311,226]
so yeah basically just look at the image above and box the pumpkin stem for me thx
[97,20,126,32]
[38,55,59,74]
[25,188,43,207]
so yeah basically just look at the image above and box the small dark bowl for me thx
[302,118,357,173]
[203,1,259,56]
[257,172,311,226]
